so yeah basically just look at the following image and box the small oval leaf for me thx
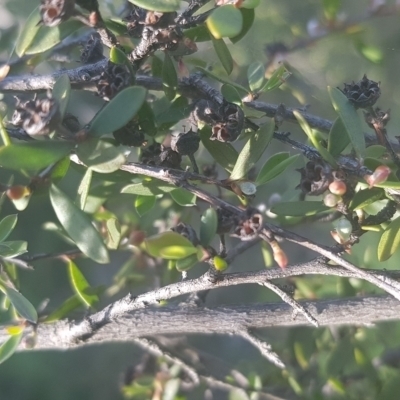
[328,117,350,157]
[0,141,74,172]
[49,184,109,264]
[52,74,71,120]
[68,259,99,307]
[349,187,383,210]
[144,231,197,260]
[128,0,181,12]
[0,332,23,365]
[200,208,218,247]
[170,188,196,207]
[247,61,265,92]
[230,119,274,181]
[328,86,366,158]
[0,215,18,243]
[211,36,233,75]
[88,86,147,137]
[207,5,243,39]
[256,153,299,186]
[25,20,83,55]
[163,52,178,100]
[378,216,400,261]
[200,127,238,173]
[76,168,93,210]
[122,181,175,196]
[176,254,198,272]
[135,195,156,216]
[15,7,41,57]
[0,283,38,323]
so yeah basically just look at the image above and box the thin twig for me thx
[259,280,319,327]
[238,329,285,369]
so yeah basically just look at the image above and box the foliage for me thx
[1,0,400,399]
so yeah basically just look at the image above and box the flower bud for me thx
[6,185,30,200]
[323,193,340,207]
[213,256,228,271]
[334,218,352,241]
[329,180,347,196]
[364,165,391,188]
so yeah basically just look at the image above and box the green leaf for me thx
[144,231,197,259]
[135,195,156,216]
[76,168,93,210]
[230,119,274,181]
[25,20,83,55]
[323,0,341,20]
[378,216,400,261]
[170,188,196,206]
[240,0,260,8]
[221,84,243,106]
[122,181,175,196]
[230,8,255,44]
[0,241,28,258]
[365,145,386,159]
[88,86,147,137]
[128,0,181,12]
[328,86,366,158]
[200,127,238,173]
[138,101,157,136]
[261,65,291,92]
[106,218,121,250]
[77,139,126,173]
[353,38,383,64]
[293,110,337,167]
[183,25,211,42]
[51,156,70,183]
[256,153,299,186]
[270,201,330,217]
[163,52,178,100]
[349,187,384,210]
[44,295,83,323]
[200,208,217,247]
[49,184,109,264]
[196,67,249,96]
[0,333,23,365]
[207,5,243,39]
[247,61,265,92]
[0,283,37,323]
[109,46,135,78]
[328,117,350,157]
[52,74,71,120]
[0,141,74,172]
[176,254,198,272]
[15,7,41,57]
[0,215,18,243]
[68,259,99,308]
[211,36,233,75]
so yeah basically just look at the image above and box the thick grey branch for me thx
[5,295,400,352]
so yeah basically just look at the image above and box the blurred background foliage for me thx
[1,0,400,399]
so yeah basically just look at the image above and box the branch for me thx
[5,294,400,352]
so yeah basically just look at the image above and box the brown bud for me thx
[329,180,347,196]
[7,185,30,200]
[364,165,391,188]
